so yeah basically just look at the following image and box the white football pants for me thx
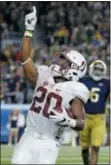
[11,132,60,164]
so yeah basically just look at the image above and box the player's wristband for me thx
[24,30,33,38]
[69,119,76,128]
[21,58,31,65]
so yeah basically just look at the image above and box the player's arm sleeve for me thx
[74,83,89,104]
[34,65,49,87]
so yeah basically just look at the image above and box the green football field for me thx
[1,145,110,164]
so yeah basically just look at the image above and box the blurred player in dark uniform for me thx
[80,60,110,165]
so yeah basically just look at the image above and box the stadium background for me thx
[0,1,110,164]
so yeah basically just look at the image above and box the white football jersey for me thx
[25,65,89,140]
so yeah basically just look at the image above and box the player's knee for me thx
[91,145,99,153]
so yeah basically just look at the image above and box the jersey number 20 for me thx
[30,86,63,117]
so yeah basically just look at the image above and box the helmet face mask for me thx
[49,50,87,81]
[89,60,107,81]
[53,53,71,71]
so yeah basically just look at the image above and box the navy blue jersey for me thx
[80,77,110,114]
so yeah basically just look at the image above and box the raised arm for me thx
[20,6,38,86]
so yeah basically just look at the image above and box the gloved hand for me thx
[49,108,77,128]
[25,6,37,31]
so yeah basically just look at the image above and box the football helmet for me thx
[89,60,107,81]
[49,49,87,81]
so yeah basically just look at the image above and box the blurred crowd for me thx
[0,1,110,104]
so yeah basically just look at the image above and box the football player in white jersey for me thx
[11,6,89,164]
